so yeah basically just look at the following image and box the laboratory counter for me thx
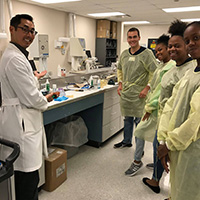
[43,84,123,147]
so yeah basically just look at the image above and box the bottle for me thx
[86,61,90,72]
[45,79,50,92]
[52,84,57,92]
[90,76,93,87]
[57,65,61,77]
[97,79,101,89]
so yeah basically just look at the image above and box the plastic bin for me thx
[46,115,88,158]
[0,138,20,200]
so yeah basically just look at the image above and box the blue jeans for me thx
[134,137,145,162]
[152,131,164,181]
[122,116,141,144]
[123,116,144,161]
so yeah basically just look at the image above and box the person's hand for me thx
[139,85,150,98]
[142,112,151,121]
[157,144,169,159]
[34,70,47,80]
[45,91,60,102]
[160,154,170,173]
[117,82,122,96]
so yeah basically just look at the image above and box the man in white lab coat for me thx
[0,14,57,200]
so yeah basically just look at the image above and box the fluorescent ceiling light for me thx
[163,6,200,13]
[181,18,200,22]
[88,12,125,17]
[31,0,81,4]
[123,21,150,25]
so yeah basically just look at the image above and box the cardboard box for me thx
[43,147,67,192]
[97,19,110,30]
[111,21,117,39]
[97,28,110,38]
[111,21,117,32]
[111,31,117,39]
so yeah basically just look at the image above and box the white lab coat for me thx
[0,43,48,172]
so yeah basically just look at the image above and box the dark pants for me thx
[152,131,164,181]
[14,170,39,200]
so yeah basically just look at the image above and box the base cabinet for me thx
[102,87,123,142]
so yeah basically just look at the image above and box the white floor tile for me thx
[39,131,169,200]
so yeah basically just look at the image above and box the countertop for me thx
[47,84,118,111]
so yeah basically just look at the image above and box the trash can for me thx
[0,138,20,200]
[46,115,88,158]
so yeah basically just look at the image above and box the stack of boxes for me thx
[111,21,117,39]
[97,20,117,39]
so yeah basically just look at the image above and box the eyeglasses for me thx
[17,26,38,35]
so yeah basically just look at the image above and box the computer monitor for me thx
[86,50,92,58]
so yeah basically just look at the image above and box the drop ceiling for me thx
[17,0,200,24]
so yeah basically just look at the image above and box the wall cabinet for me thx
[96,38,117,67]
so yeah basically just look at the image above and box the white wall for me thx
[121,24,170,53]
[0,0,96,76]
[75,15,96,57]
[0,1,172,75]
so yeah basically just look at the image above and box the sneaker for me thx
[146,163,154,170]
[113,142,132,149]
[125,161,143,176]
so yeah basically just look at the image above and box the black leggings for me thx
[14,170,39,200]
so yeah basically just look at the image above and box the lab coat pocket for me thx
[22,108,42,133]
[1,98,24,139]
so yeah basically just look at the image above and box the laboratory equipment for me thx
[29,34,49,74]
[0,138,20,200]
[70,37,86,71]
[85,57,98,72]
[86,50,92,58]
[54,37,70,55]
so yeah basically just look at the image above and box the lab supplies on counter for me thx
[54,96,68,101]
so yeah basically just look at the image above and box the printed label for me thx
[56,163,65,178]
[129,57,135,61]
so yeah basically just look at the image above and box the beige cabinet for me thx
[102,87,123,142]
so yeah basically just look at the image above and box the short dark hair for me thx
[157,34,170,47]
[127,27,140,37]
[185,21,200,30]
[10,14,34,30]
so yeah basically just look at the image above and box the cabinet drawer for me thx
[104,88,119,109]
[103,103,121,126]
[102,117,120,142]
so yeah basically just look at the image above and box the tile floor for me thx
[39,131,169,200]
